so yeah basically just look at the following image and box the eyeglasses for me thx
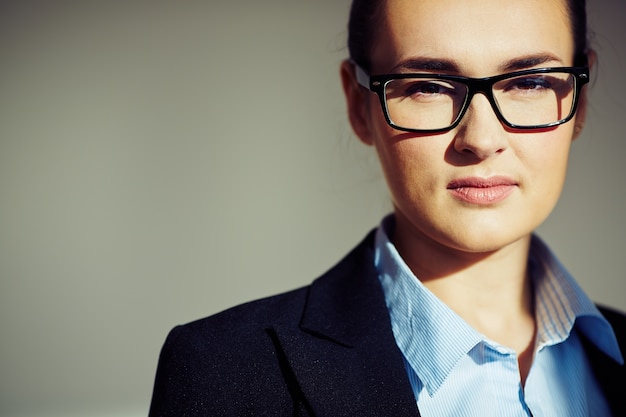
[354,62,590,133]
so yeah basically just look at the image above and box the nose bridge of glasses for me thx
[463,78,504,122]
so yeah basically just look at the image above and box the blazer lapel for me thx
[271,232,420,416]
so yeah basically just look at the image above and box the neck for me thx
[391,219,536,382]
[392,225,533,313]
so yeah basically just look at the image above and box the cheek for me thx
[519,133,572,198]
[373,135,445,203]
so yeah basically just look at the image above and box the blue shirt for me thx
[374,216,624,417]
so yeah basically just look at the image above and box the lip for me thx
[447,176,518,205]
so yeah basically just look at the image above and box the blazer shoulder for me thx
[149,287,312,416]
[160,284,311,368]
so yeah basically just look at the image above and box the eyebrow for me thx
[499,54,565,72]
[390,53,565,75]
[391,58,460,73]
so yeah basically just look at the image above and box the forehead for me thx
[371,0,574,74]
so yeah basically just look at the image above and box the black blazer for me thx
[149,231,626,416]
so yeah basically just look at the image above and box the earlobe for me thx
[340,60,375,145]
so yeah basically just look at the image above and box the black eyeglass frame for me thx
[353,62,590,133]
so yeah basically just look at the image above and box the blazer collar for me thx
[272,231,420,416]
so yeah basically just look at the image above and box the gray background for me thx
[1,1,624,416]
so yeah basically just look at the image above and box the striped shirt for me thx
[375,216,623,416]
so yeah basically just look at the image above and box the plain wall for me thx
[1,1,624,416]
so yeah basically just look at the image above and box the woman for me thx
[149,0,625,415]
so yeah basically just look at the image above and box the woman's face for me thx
[344,0,584,255]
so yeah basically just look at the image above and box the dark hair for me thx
[567,0,590,66]
[347,0,590,70]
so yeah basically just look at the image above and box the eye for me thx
[505,76,551,92]
[498,73,575,100]
[405,80,456,97]
[385,78,466,104]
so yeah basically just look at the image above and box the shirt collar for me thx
[529,234,623,363]
[374,215,624,396]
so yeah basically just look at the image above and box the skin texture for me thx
[341,0,588,384]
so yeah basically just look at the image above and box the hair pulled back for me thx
[347,0,590,70]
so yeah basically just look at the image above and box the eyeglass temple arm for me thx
[351,61,371,90]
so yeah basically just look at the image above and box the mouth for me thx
[447,176,518,205]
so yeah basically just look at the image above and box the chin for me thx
[460,232,531,254]
[441,228,533,255]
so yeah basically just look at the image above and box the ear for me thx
[340,60,375,145]
[572,50,596,140]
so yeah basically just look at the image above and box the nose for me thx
[453,93,509,160]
